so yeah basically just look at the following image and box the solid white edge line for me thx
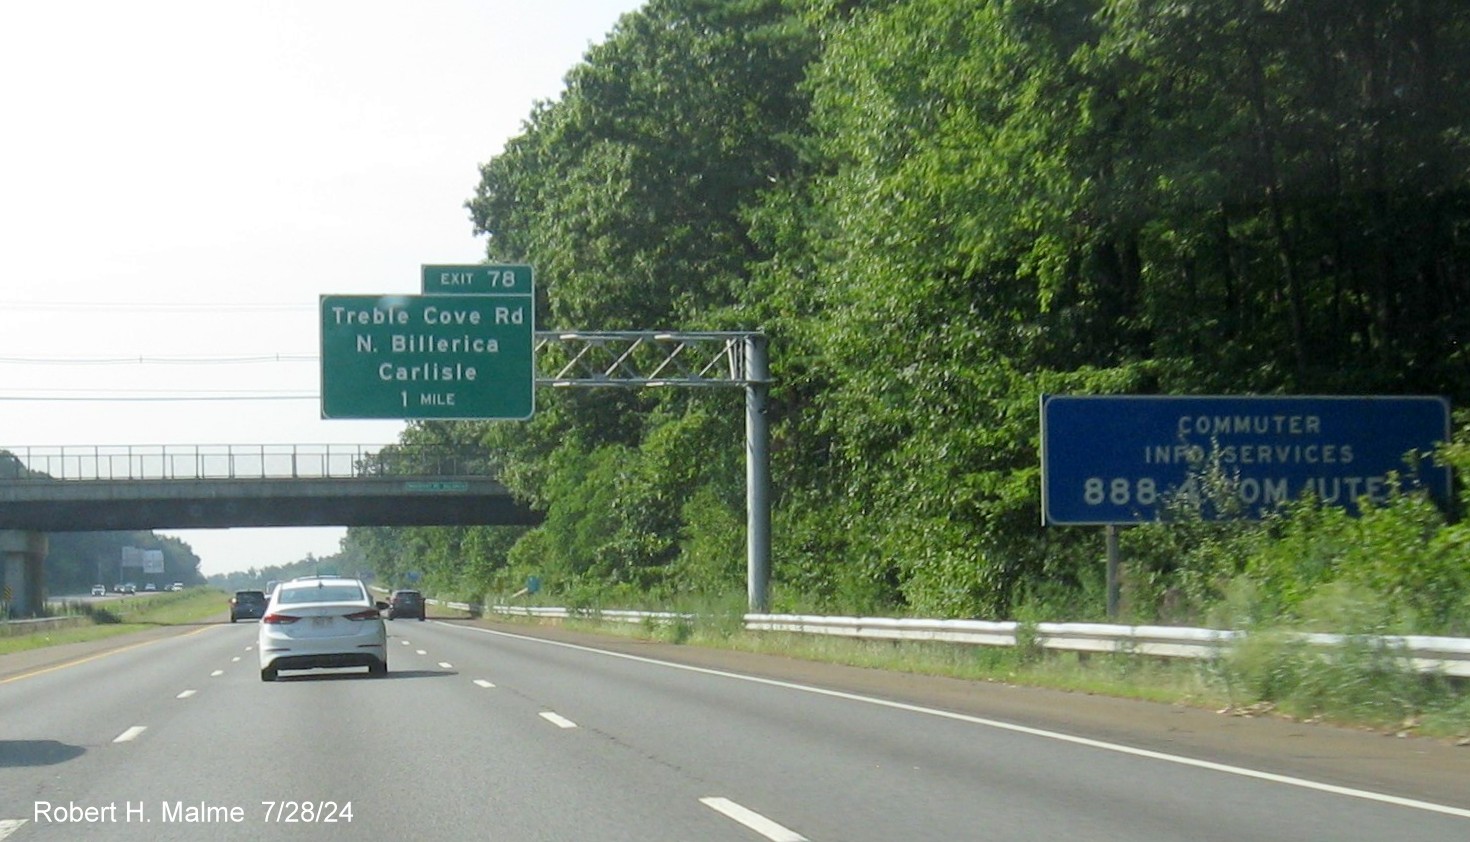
[0,819,27,841]
[474,679,495,688]
[443,622,1470,820]
[176,690,196,699]
[539,711,578,729]
[113,726,147,743]
[700,797,808,842]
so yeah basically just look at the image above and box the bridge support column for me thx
[1,530,48,618]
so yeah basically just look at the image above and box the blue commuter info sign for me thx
[1040,395,1451,525]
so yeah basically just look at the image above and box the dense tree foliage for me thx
[207,548,376,594]
[349,0,1470,626]
[45,532,202,595]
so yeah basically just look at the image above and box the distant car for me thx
[170,582,184,591]
[143,583,158,592]
[258,577,388,681]
[91,584,106,596]
[387,589,426,621]
[229,590,268,622]
[121,583,137,594]
[265,580,280,601]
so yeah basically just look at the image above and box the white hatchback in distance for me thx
[257,577,388,682]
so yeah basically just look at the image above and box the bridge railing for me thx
[0,444,499,481]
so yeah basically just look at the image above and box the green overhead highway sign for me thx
[320,293,534,420]
[422,263,533,294]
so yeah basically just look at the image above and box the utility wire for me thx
[0,394,318,402]
[0,354,318,365]
[0,301,312,312]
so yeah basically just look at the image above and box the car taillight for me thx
[262,613,299,624]
[344,609,380,621]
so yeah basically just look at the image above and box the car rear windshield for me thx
[395,592,422,602]
[235,591,265,602]
[278,584,365,605]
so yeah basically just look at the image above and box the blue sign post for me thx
[1041,395,1451,525]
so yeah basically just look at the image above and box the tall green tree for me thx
[443,0,816,598]
[760,0,1470,615]
[377,0,1470,621]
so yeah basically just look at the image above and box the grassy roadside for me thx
[0,588,227,656]
[485,608,1470,742]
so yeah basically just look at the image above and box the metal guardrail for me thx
[466,603,1470,678]
[0,615,90,637]
[0,444,501,481]
[487,605,692,625]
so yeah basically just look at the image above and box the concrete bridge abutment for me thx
[1,529,48,617]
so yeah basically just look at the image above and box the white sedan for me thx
[257,577,388,681]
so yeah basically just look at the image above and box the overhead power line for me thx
[0,301,313,312]
[0,354,319,366]
[0,393,318,402]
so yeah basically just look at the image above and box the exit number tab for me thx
[421,264,533,294]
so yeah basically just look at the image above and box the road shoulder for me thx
[0,617,226,682]
[442,615,1470,812]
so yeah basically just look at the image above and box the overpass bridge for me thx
[0,444,538,615]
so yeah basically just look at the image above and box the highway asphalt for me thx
[1,614,1467,840]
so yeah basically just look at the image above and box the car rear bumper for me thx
[259,627,387,672]
[264,651,386,671]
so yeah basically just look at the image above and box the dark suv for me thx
[229,590,268,622]
[387,590,426,621]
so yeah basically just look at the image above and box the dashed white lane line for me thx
[176,690,197,699]
[0,819,27,841]
[438,662,453,669]
[210,670,224,677]
[416,649,427,656]
[400,640,411,645]
[474,679,495,689]
[231,656,241,662]
[700,797,808,842]
[113,726,147,743]
[539,711,577,729]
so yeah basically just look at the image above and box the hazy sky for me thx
[0,0,646,576]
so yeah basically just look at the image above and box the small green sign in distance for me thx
[422,264,533,294]
[320,293,534,420]
[404,481,470,492]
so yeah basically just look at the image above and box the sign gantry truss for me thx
[534,331,765,388]
[531,330,771,612]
